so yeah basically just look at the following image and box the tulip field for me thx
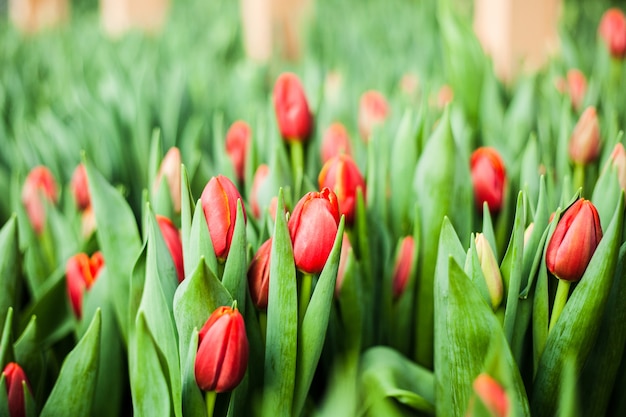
[2,0,626,416]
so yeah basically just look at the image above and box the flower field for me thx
[1,0,626,416]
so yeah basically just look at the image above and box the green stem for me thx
[289,140,304,198]
[573,163,585,196]
[205,391,217,417]
[299,273,313,326]
[549,279,571,333]
[259,310,267,344]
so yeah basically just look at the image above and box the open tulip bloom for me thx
[4,3,626,417]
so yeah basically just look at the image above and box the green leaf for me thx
[14,315,44,403]
[186,199,218,278]
[531,195,624,417]
[0,308,14,367]
[293,216,345,416]
[181,330,207,417]
[0,216,19,331]
[40,309,101,417]
[262,190,298,417]
[0,375,9,417]
[222,201,248,314]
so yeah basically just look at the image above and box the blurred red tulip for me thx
[334,233,352,297]
[599,8,626,59]
[251,164,271,219]
[225,121,251,181]
[318,154,365,224]
[273,72,313,141]
[392,236,415,300]
[607,142,626,190]
[566,69,587,112]
[153,147,182,213]
[569,107,601,165]
[358,90,389,142]
[156,215,185,283]
[288,188,340,274]
[21,166,58,235]
[71,163,90,211]
[470,373,509,417]
[66,252,105,318]
[2,362,32,417]
[247,238,272,309]
[195,305,249,392]
[436,84,454,108]
[470,147,506,214]
[321,122,352,163]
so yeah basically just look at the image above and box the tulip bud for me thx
[318,154,366,224]
[335,233,353,297]
[288,188,340,274]
[436,84,454,108]
[546,199,602,282]
[156,215,184,283]
[81,206,97,238]
[21,166,58,235]
[569,107,601,165]
[321,122,352,163]
[225,121,251,182]
[607,142,626,190]
[470,147,506,214]
[201,175,247,261]
[71,163,91,211]
[273,72,313,141]
[475,233,503,310]
[392,236,415,300]
[470,373,509,417]
[66,251,105,318]
[250,164,271,219]
[523,222,535,246]
[358,90,389,142]
[195,305,249,393]
[153,147,182,213]
[399,72,420,98]
[599,8,626,59]
[2,362,32,417]
[247,238,272,309]
[566,69,587,112]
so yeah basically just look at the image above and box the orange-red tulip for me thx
[66,252,104,318]
[225,121,251,182]
[273,72,313,141]
[318,154,365,224]
[470,147,506,214]
[21,166,58,235]
[156,215,184,283]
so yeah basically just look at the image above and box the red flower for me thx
[21,166,58,235]
[392,236,415,300]
[195,306,249,393]
[546,199,602,282]
[201,175,247,261]
[71,163,91,211]
[156,215,185,283]
[250,164,271,219]
[566,69,587,112]
[66,252,105,318]
[470,147,507,214]
[607,143,626,190]
[318,154,365,224]
[273,72,313,141]
[470,373,509,417]
[247,238,272,309]
[321,122,352,163]
[358,90,389,142]
[569,107,601,165]
[288,188,340,274]
[2,362,32,417]
[153,147,182,213]
[599,8,626,59]
[225,121,251,181]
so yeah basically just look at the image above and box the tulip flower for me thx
[566,69,587,112]
[66,251,105,318]
[153,147,182,213]
[599,8,626,59]
[470,147,506,214]
[273,72,313,141]
[475,233,503,310]
[358,90,389,142]
[71,163,91,211]
[546,198,602,282]
[607,143,626,190]
[195,305,249,393]
[288,188,341,274]
[318,154,365,224]
[321,122,352,163]
[247,238,272,309]
[569,107,600,165]
[156,215,184,283]
[392,236,415,300]
[2,362,32,417]
[225,120,251,182]
[250,164,271,219]
[436,84,454,108]
[201,175,247,261]
[469,373,509,417]
[21,165,58,235]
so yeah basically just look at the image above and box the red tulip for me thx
[225,121,251,181]
[153,147,182,213]
[273,72,313,141]
[607,143,626,190]
[288,188,340,274]
[2,362,32,417]
[247,238,272,309]
[358,90,389,142]
[250,164,271,219]
[66,252,105,318]
[470,147,506,214]
[392,236,415,300]
[201,175,247,261]
[436,84,454,109]
[469,373,509,417]
[569,107,601,165]
[318,154,365,224]
[156,215,184,283]
[321,122,352,163]
[195,305,249,393]
[71,163,90,211]
[21,166,58,235]
[599,8,626,59]
[566,69,587,112]
[546,199,602,282]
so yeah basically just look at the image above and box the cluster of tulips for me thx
[3,4,626,417]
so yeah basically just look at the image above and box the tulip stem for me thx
[259,311,267,343]
[299,273,313,326]
[548,279,571,333]
[573,163,585,195]
[290,140,304,198]
[205,391,217,417]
